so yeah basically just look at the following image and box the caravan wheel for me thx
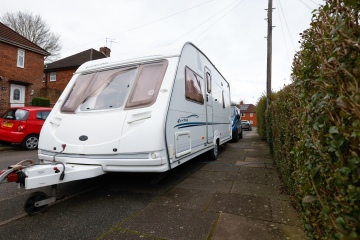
[24,191,49,215]
[208,141,219,161]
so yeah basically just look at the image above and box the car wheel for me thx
[22,134,39,150]
[232,129,239,142]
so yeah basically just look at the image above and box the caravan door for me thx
[205,68,213,144]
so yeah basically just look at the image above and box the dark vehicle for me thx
[241,120,252,131]
[231,106,243,142]
[0,106,52,150]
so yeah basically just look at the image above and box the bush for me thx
[266,0,360,238]
[31,97,50,107]
[255,94,267,139]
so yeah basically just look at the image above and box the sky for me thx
[1,0,324,105]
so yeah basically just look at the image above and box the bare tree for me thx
[1,11,62,62]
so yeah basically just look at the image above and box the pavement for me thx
[102,130,305,240]
[0,130,306,239]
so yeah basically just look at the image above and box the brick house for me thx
[240,103,257,127]
[0,22,49,114]
[42,47,110,105]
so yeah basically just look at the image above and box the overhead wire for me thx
[297,0,313,10]
[61,0,217,53]
[191,0,246,42]
[107,0,217,39]
[277,0,296,52]
[169,0,245,44]
[306,0,322,5]
[274,0,291,63]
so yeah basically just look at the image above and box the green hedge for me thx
[255,94,267,139]
[31,97,50,107]
[260,1,360,239]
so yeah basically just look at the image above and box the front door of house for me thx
[10,84,25,107]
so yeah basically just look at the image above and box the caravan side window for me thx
[185,67,204,104]
[206,72,211,94]
[222,89,230,109]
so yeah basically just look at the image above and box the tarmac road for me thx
[0,129,305,239]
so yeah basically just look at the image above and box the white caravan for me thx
[0,42,232,214]
[40,42,232,172]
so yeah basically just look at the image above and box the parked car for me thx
[241,120,252,131]
[231,106,243,142]
[0,106,52,150]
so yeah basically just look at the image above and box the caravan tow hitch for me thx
[0,159,34,187]
[0,160,60,215]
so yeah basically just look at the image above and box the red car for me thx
[0,106,52,150]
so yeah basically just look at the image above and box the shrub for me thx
[31,97,50,107]
[267,0,360,238]
[255,94,267,139]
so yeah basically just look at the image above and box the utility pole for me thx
[266,0,274,109]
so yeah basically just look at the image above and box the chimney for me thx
[240,101,244,105]
[100,47,111,57]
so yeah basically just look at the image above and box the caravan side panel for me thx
[165,43,231,168]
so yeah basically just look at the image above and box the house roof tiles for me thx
[239,104,256,113]
[44,48,106,71]
[0,22,49,56]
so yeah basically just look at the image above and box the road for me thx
[0,130,253,239]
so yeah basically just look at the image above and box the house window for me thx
[50,72,56,82]
[250,120,253,124]
[250,113,253,117]
[185,66,204,104]
[17,49,25,68]
[241,113,246,117]
[13,89,20,100]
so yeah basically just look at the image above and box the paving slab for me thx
[245,157,273,163]
[189,170,229,181]
[207,193,272,221]
[243,151,273,158]
[153,187,214,210]
[270,198,302,227]
[199,162,241,173]
[231,181,289,201]
[235,161,275,169]
[176,177,233,193]
[227,167,282,185]
[211,213,306,240]
[217,156,246,163]
[119,205,217,240]
[102,229,155,239]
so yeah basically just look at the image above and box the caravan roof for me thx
[76,43,185,74]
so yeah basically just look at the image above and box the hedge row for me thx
[257,1,360,239]
[31,97,50,107]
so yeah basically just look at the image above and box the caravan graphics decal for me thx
[174,114,227,129]
[174,114,201,129]
[177,114,199,123]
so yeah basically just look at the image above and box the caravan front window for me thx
[125,61,168,109]
[61,67,137,112]
[61,60,168,113]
